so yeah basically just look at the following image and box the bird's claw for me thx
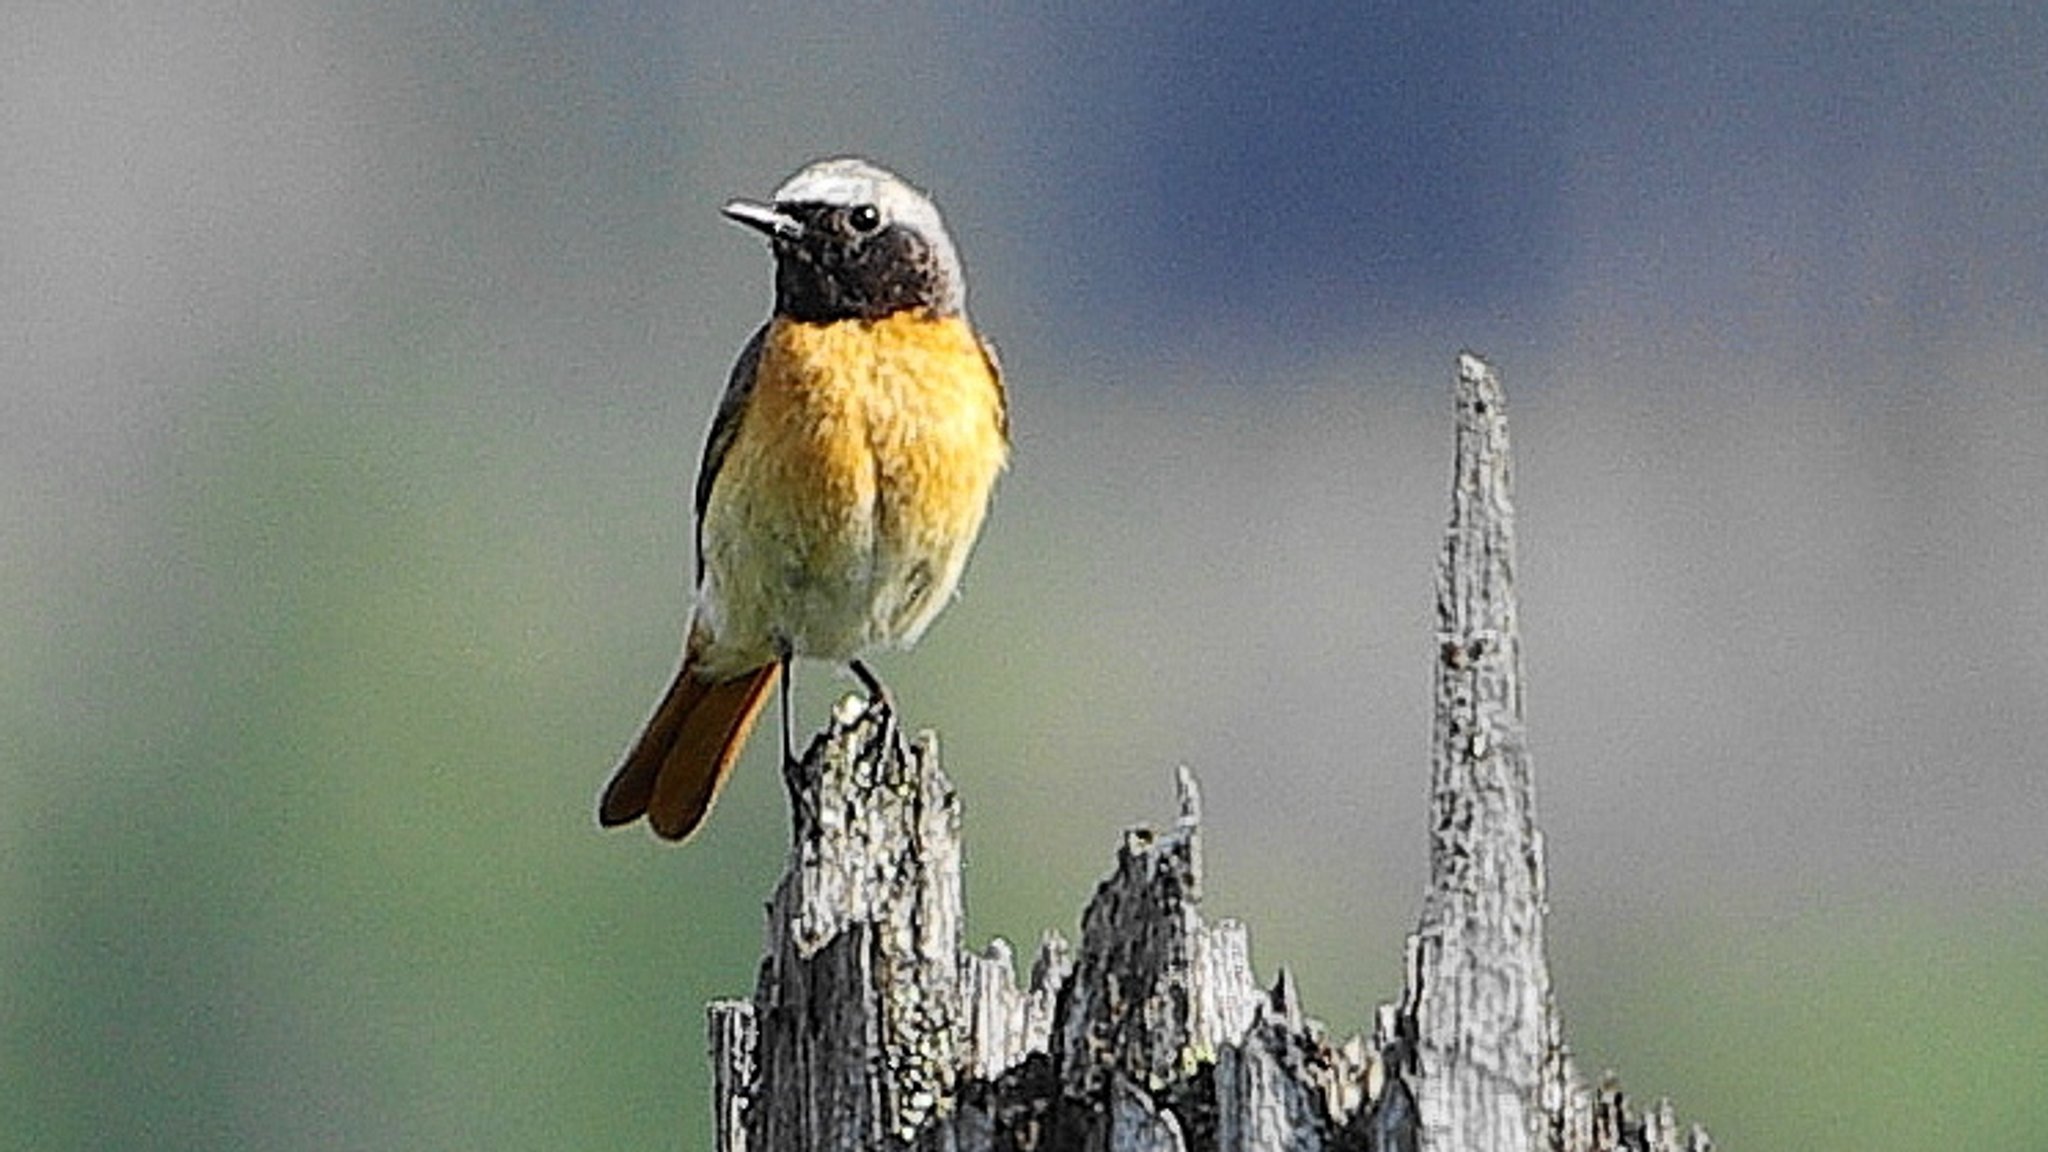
[850,660,911,764]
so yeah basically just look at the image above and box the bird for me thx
[599,157,1009,841]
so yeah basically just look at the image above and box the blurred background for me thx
[6,2,2046,1148]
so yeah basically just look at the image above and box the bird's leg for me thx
[778,651,796,768]
[778,648,825,836]
[849,659,908,763]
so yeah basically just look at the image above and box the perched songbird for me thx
[600,158,1009,841]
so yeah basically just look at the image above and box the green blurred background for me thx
[6,3,2046,1148]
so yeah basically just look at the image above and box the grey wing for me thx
[694,324,769,582]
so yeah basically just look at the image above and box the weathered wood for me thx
[701,354,1708,1152]
[743,697,963,1151]
[1399,351,1552,1152]
[706,1000,754,1152]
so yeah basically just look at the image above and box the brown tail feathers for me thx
[599,659,779,841]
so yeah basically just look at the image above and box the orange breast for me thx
[696,311,1007,665]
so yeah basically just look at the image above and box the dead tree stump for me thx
[701,354,1710,1152]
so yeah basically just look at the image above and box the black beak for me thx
[722,199,802,241]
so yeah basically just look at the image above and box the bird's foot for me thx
[849,659,910,764]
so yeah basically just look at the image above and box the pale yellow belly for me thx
[693,313,1006,675]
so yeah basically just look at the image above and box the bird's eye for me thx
[847,204,882,234]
